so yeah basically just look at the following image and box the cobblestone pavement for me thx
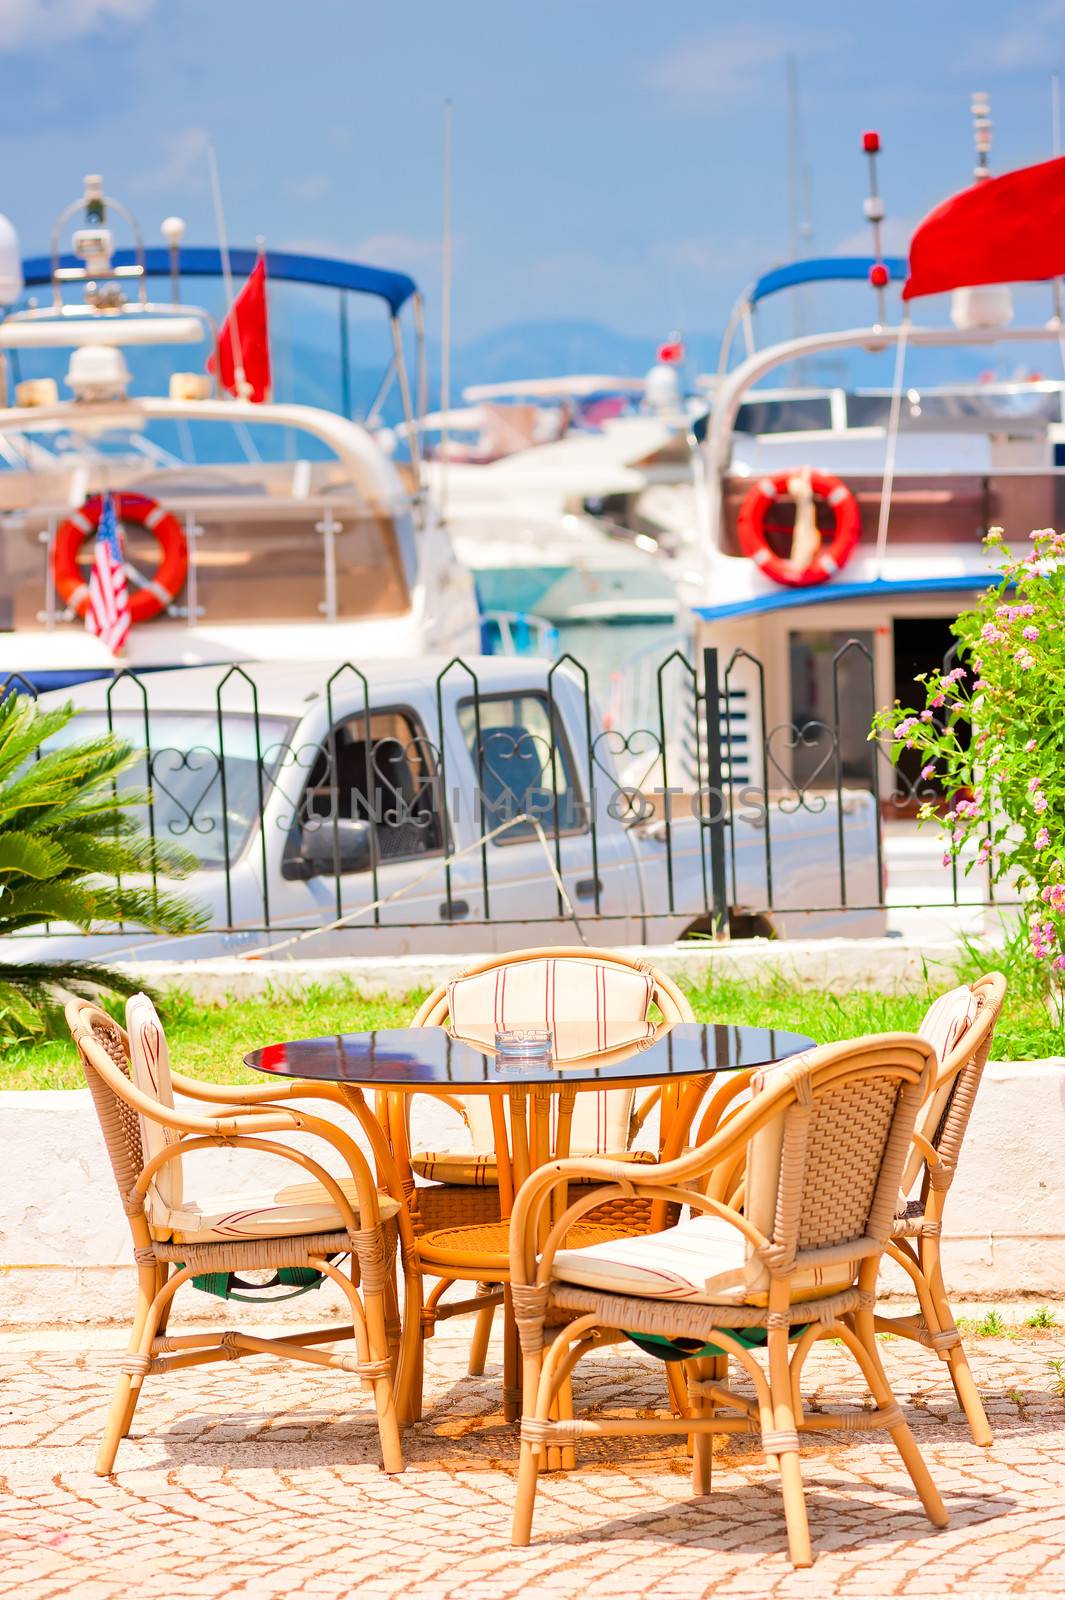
[2,1311,1065,1600]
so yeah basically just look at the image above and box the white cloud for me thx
[961,0,1065,72]
[283,174,332,203]
[0,0,152,51]
[129,127,210,195]
[645,22,840,112]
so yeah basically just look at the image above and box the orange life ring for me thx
[737,470,860,588]
[53,493,187,623]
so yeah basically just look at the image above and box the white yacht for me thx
[684,123,1065,809]
[0,177,479,689]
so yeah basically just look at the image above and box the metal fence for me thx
[4,639,1012,951]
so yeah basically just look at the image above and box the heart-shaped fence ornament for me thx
[764,721,834,815]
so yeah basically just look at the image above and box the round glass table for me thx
[245,1021,815,1201]
[246,1021,814,1434]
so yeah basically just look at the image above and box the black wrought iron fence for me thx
[2,639,1015,949]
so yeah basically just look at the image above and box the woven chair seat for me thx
[549,1279,864,1337]
[152,1228,360,1271]
[417,1217,652,1273]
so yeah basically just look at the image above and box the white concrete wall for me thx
[2,1061,1062,1326]
[119,937,970,1004]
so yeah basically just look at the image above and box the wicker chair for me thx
[508,1034,944,1568]
[67,995,413,1476]
[876,971,1006,1446]
[386,947,694,1421]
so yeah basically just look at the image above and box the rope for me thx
[239,811,585,960]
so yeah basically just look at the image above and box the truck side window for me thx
[290,707,443,868]
[457,693,585,841]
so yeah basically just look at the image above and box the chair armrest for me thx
[133,1105,387,1231]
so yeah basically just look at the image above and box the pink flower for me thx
[973,678,989,690]
[1036,828,1051,851]
[941,852,952,868]
[1034,793,1049,814]
[921,763,935,780]
[1015,649,1036,670]
[920,709,934,722]
[1028,777,1043,792]
[1023,625,1039,641]
[946,666,967,681]
[1026,739,1038,753]
[930,694,946,709]
[982,623,1005,644]
[1055,956,1065,972]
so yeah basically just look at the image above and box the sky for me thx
[1,0,1064,350]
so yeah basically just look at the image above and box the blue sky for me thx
[1,0,1063,346]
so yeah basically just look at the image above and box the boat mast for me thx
[440,98,454,519]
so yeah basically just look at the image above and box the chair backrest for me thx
[125,993,184,1209]
[65,997,147,1212]
[740,1035,934,1300]
[900,970,1006,1198]
[413,946,694,1154]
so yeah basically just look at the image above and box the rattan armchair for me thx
[385,947,694,1420]
[508,1034,944,1568]
[67,995,414,1476]
[876,971,1006,1446]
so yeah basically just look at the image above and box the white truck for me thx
[12,657,884,962]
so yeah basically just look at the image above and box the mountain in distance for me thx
[449,320,722,391]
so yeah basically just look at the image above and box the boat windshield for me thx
[46,710,293,869]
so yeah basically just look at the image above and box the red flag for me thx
[207,256,271,401]
[903,155,1065,301]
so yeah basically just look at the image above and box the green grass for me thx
[1026,1306,1058,1330]
[3,963,1060,1091]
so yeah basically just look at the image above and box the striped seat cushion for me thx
[551,1209,857,1306]
[552,1213,750,1304]
[126,992,183,1211]
[414,957,656,1185]
[149,1176,401,1245]
[412,1146,657,1187]
[900,983,978,1196]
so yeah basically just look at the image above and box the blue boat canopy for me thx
[748,255,909,307]
[20,246,418,315]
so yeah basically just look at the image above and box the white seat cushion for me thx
[412,1146,655,1187]
[126,992,183,1211]
[552,1213,750,1304]
[434,957,655,1180]
[149,1176,401,1245]
[901,984,978,1195]
[552,1209,857,1307]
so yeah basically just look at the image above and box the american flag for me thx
[85,493,131,654]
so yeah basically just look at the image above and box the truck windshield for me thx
[47,710,293,870]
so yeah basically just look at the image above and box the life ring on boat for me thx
[737,469,860,588]
[53,493,188,622]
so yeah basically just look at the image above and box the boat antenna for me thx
[206,139,259,463]
[971,90,992,182]
[862,130,889,326]
[785,54,814,372]
[1053,75,1063,322]
[440,98,453,518]
[206,139,246,399]
[865,128,908,579]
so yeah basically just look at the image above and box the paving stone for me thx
[1,1321,1065,1597]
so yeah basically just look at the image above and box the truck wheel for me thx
[677,911,777,941]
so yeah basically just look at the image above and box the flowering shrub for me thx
[871,525,1065,974]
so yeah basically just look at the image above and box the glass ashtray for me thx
[494,1027,554,1064]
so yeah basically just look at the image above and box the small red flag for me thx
[207,256,271,401]
[903,155,1065,301]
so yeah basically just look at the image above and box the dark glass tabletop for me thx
[244,1022,815,1090]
